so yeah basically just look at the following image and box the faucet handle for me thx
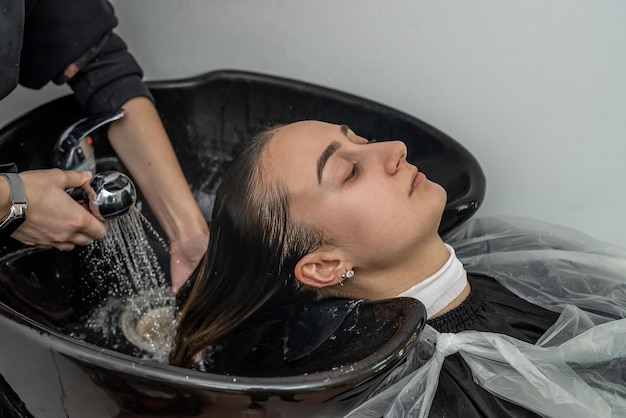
[52,109,125,173]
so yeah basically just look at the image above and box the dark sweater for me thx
[425,273,561,417]
[1,0,152,114]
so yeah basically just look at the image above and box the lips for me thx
[410,168,425,195]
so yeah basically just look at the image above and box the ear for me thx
[295,251,346,289]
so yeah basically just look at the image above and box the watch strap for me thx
[1,173,27,204]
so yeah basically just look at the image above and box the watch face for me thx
[0,220,21,238]
[0,204,27,238]
[0,205,26,238]
[0,172,27,238]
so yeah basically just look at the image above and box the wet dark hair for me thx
[170,126,325,367]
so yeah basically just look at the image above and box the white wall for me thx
[2,0,625,247]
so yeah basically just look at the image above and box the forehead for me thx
[262,121,340,176]
[272,120,339,148]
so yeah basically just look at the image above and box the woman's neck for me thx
[347,236,450,298]
[397,243,470,318]
[344,238,470,318]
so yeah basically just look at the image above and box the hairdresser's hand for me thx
[169,233,209,294]
[8,169,107,250]
[107,96,209,294]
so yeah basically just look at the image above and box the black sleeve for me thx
[0,0,24,100]
[19,0,153,115]
[66,32,154,115]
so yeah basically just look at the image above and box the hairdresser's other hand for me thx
[106,96,209,294]
[169,233,208,294]
[8,169,107,250]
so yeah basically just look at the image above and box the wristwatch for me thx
[0,163,27,239]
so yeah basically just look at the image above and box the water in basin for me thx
[65,208,176,362]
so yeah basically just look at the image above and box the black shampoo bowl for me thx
[0,70,485,235]
[0,70,484,416]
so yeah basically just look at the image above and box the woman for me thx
[172,120,626,417]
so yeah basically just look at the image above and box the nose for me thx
[382,140,407,175]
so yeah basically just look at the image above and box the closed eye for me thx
[345,140,376,181]
[346,162,360,182]
[343,137,375,182]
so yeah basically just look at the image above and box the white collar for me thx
[397,244,468,319]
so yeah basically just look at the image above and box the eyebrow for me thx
[316,125,351,184]
[317,141,341,184]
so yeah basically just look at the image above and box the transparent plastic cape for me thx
[323,216,626,418]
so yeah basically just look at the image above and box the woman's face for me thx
[263,120,447,272]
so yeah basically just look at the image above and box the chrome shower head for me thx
[82,171,137,220]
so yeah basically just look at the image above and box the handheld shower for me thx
[53,110,137,219]
[70,171,137,220]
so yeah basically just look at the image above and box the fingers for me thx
[61,169,93,189]
[169,235,209,294]
[75,212,107,241]
[22,227,100,251]
[69,231,98,247]
[54,233,95,251]
[36,242,75,252]
[12,169,107,248]
[51,196,107,241]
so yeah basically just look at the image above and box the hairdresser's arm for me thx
[1,170,106,249]
[107,97,209,293]
[23,0,210,291]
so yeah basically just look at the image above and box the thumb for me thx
[62,170,93,189]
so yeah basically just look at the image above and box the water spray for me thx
[53,111,172,357]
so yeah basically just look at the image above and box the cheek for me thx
[332,199,398,243]
[295,194,375,240]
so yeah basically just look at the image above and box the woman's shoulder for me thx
[428,273,559,343]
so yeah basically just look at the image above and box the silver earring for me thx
[339,269,354,286]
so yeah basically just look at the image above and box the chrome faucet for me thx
[52,109,125,174]
[53,110,137,219]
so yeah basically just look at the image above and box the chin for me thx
[433,185,448,224]
[431,181,448,207]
